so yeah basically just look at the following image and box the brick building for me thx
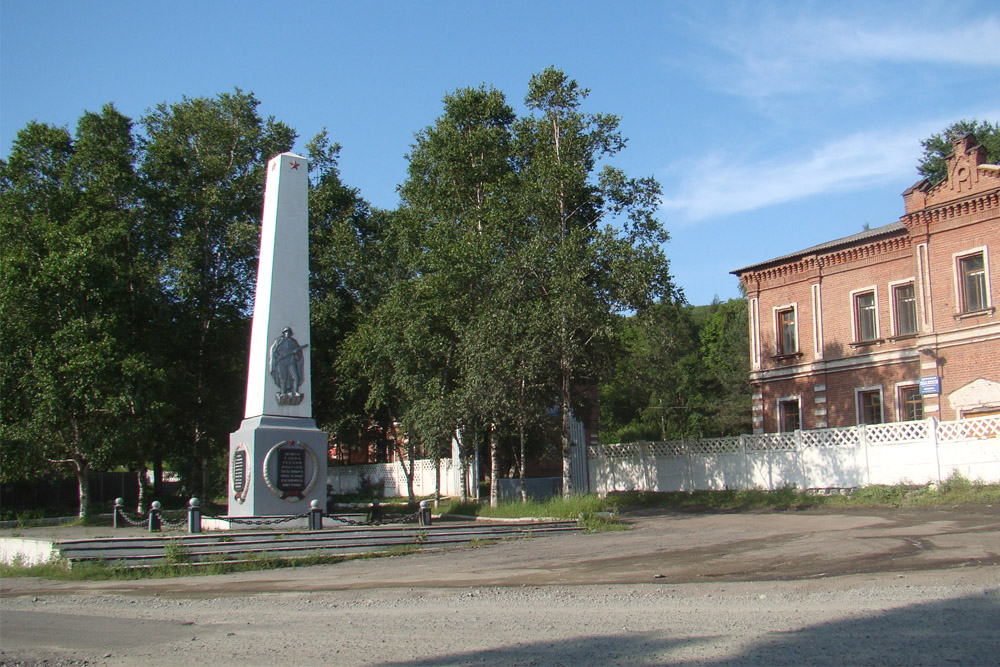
[733,135,1000,433]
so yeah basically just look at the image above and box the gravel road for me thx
[2,506,998,666]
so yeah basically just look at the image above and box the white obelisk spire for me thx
[229,152,326,519]
[244,152,312,419]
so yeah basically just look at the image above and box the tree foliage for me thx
[139,90,295,497]
[917,119,1000,184]
[1,107,163,515]
[599,297,751,443]
[3,73,776,512]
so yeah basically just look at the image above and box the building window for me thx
[777,307,797,355]
[899,386,923,422]
[893,283,917,336]
[959,252,988,312]
[857,388,883,425]
[778,398,800,432]
[854,290,878,342]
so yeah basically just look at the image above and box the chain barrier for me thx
[326,509,422,526]
[116,504,425,531]
[158,511,188,530]
[201,512,311,527]
[114,506,147,528]
[324,514,369,526]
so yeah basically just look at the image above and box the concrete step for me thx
[54,520,581,567]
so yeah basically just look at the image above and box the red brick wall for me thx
[740,140,999,433]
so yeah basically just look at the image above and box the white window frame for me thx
[855,385,885,425]
[888,278,918,337]
[953,246,992,314]
[777,395,802,433]
[773,303,799,356]
[749,297,761,370]
[850,286,880,343]
[811,283,824,359]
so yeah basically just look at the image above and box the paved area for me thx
[1,506,998,665]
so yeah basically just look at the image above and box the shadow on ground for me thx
[376,591,1000,666]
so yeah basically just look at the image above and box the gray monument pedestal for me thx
[229,416,327,517]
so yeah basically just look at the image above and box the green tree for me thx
[1,107,162,516]
[599,296,751,444]
[517,67,674,495]
[139,90,295,497]
[352,85,520,503]
[917,119,1000,184]
[304,130,377,460]
[599,300,699,442]
[698,296,751,436]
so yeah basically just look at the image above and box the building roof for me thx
[731,221,907,275]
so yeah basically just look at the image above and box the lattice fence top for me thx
[589,415,999,460]
[866,420,928,445]
[647,441,685,457]
[937,414,1000,442]
[593,442,648,460]
[744,432,797,452]
[800,427,861,448]
[686,436,742,454]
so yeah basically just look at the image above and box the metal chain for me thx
[325,514,369,526]
[115,507,147,527]
[201,512,310,527]
[158,512,188,529]
[327,509,422,526]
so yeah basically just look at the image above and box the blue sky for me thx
[3,1,999,305]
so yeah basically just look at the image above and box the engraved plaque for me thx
[233,450,247,494]
[231,444,250,503]
[262,441,319,502]
[276,448,306,497]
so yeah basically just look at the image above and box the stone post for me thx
[418,500,432,526]
[309,499,323,530]
[188,497,202,534]
[149,500,162,532]
[368,499,382,525]
[114,497,124,529]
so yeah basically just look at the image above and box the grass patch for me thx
[440,495,622,520]
[578,513,631,533]
[0,544,429,581]
[438,475,1000,518]
[468,537,498,547]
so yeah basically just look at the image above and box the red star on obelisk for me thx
[289,160,300,170]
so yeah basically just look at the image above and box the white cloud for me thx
[691,7,1000,101]
[659,124,938,223]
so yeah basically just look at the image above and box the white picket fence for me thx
[328,458,461,498]
[588,415,1000,493]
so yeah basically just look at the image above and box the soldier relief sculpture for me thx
[269,327,308,405]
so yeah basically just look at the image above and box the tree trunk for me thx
[388,417,416,504]
[434,453,441,507]
[136,466,148,514]
[75,458,91,519]
[519,422,527,503]
[456,427,468,503]
[561,370,573,497]
[489,424,500,508]
[153,455,163,496]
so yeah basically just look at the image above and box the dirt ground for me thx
[2,506,999,665]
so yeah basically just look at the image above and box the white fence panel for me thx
[327,459,458,498]
[589,416,1000,493]
[865,421,938,485]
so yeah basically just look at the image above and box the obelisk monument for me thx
[228,152,328,517]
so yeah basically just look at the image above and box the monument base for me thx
[228,415,328,517]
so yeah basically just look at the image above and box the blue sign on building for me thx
[919,376,941,395]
